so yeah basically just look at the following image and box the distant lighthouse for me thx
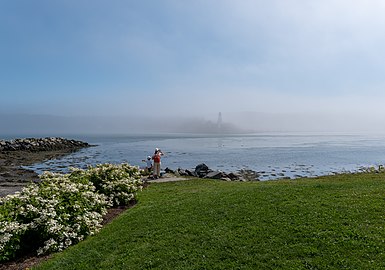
[217,112,223,132]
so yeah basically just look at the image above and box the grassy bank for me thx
[34,173,385,269]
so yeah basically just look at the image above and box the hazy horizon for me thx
[2,1,385,135]
[2,111,385,136]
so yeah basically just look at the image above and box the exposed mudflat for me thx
[0,149,83,197]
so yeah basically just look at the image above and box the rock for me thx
[237,169,260,181]
[204,171,224,179]
[195,163,211,178]
[177,168,188,176]
[176,168,195,177]
[165,167,175,174]
[185,169,195,177]
[227,172,240,181]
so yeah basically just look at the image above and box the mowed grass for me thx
[35,173,385,269]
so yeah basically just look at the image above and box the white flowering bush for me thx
[71,163,143,207]
[0,172,108,261]
[0,163,143,262]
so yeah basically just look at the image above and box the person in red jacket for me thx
[152,148,164,179]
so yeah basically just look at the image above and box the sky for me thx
[1,0,385,133]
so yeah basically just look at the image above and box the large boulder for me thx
[194,163,211,178]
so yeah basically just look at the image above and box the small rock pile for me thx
[165,163,260,181]
[0,137,90,152]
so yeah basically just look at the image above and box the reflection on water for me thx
[217,137,224,148]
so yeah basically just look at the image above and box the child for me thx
[142,156,153,175]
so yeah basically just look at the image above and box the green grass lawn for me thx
[34,173,385,269]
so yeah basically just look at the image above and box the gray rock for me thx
[185,169,195,177]
[204,171,224,179]
[177,168,188,176]
[195,163,211,178]
[227,172,240,181]
[165,167,175,174]
[237,169,260,181]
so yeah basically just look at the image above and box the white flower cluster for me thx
[0,163,143,262]
[73,163,143,207]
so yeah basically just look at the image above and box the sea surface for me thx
[10,133,385,180]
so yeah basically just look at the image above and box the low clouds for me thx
[1,1,385,133]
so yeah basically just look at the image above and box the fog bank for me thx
[1,111,385,136]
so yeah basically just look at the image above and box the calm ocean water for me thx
[12,133,385,180]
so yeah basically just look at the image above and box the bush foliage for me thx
[0,163,143,262]
[70,163,142,207]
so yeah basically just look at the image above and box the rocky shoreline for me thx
[0,137,89,152]
[165,162,385,182]
[165,163,261,181]
[0,137,91,197]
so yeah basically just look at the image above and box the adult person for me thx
[152,148,164,179]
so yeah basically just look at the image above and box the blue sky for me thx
[1,0,385,131]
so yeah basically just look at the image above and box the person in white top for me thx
[142,156,153,175]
